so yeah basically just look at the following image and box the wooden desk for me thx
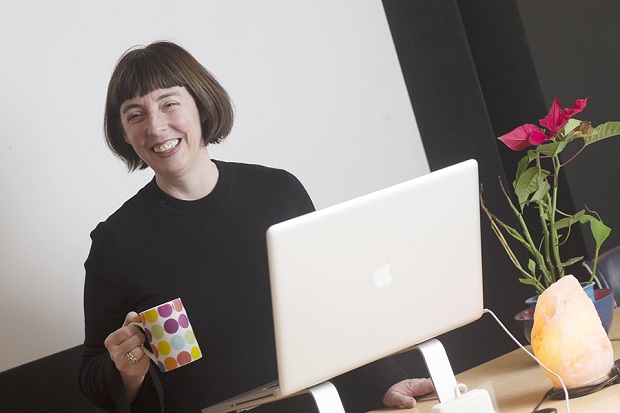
[372,308,620,413]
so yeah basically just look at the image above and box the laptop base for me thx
[206,380,346,413]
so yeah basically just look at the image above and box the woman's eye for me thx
[163,101,179,110]
[125,113,142,123]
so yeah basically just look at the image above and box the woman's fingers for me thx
[123,311,141,327]
[104,312,148,375]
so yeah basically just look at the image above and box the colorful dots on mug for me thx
[151,344,160,359]
[164,318,179,334]
[164,357,178,371]
[138,297,202,373]
[184,329,196,344]
[172,298,183,312]
[158,303,173,318]
[158,340,171,356]
[145,309,159,323]
[151,324,165,340]
[178,314,189,329]
[171,335,185,351]
[145,328,153,342]
[177,351,192,366]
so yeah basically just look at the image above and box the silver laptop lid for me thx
[266,159,483,396]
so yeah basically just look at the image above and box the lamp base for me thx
[547,358,620,400]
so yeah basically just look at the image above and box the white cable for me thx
[483,308,571,413]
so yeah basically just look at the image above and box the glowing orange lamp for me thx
[531,275,614,389]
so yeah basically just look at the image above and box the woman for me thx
[79,40,434,413]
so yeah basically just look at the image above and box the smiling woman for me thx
[78,41,433,413]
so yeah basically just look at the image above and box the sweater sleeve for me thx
[285,171,315,216]
[78,223,163,413]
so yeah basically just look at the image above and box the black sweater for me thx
[79,160,407,413]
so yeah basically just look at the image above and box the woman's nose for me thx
[146,112,167,136]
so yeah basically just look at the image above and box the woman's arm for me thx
[79,223,161,412]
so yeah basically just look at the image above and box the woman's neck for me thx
[155,154,219,201]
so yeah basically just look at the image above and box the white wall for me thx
[0,0,428,372]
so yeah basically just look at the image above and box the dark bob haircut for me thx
[104,41,234,171]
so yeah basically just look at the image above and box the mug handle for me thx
[129,321,158,363]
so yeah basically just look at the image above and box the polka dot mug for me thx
[131,297,202,372]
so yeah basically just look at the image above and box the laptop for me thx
[202,159,483,412]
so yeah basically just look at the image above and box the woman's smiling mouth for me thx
[153,138,181,153]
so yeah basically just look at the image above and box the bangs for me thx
[113,50,186,105]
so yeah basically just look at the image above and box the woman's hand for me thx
[104,312,150,401]
[382,378,435,409]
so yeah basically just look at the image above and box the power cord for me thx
[538,358,620,401]
[482,308,571,413]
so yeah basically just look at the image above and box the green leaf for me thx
[519,277,540,286]
[527,259,536,274]
[584,121,620,145]
[537,141,561,156]
[536,132,576,157]
[554,210,586,230]
[530,180,550,204]
[564,118,582,134]
[562,256,584,267]
[514,167,550,209]
[579,214,612,247]
[515,155,532,185]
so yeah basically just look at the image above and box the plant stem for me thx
[480,188,545,293]
[550,154,565,280]
[497,177,551,285]
[539,193,554,287]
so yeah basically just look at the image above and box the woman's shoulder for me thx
[217,159,292,178]
[95,180,157,229]
[215,160,302,189]
[215,159,314,214]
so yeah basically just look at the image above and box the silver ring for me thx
[126,351,139,365]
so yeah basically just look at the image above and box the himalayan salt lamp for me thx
[531,275,614,388]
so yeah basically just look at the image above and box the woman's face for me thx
[120,86,206,182]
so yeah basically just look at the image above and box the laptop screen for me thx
[266,159,483,396]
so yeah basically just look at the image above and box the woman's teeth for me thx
[153,139,180,153]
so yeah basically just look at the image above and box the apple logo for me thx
[372,258,393,288]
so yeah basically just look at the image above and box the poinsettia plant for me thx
[480,98,620,294]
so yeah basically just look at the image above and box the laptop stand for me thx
[304,381,346,413]
[414,338,459,402]
[301,338,459,412]
[302,338,459,412]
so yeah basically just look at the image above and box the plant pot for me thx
[515,288,615,344]
[525,281,595,310]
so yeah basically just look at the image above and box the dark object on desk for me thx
[548,358,620,399]
[532,358,620,412]
[0,345,105,413]
[583,245,620,307]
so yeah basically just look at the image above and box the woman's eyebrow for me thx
[121,91,181,114]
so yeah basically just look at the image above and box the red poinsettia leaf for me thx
[562,98,588,118]
[539,98,563,132]
[529,130,550,145]
[539,97,588,136]
[498,124,540,151]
